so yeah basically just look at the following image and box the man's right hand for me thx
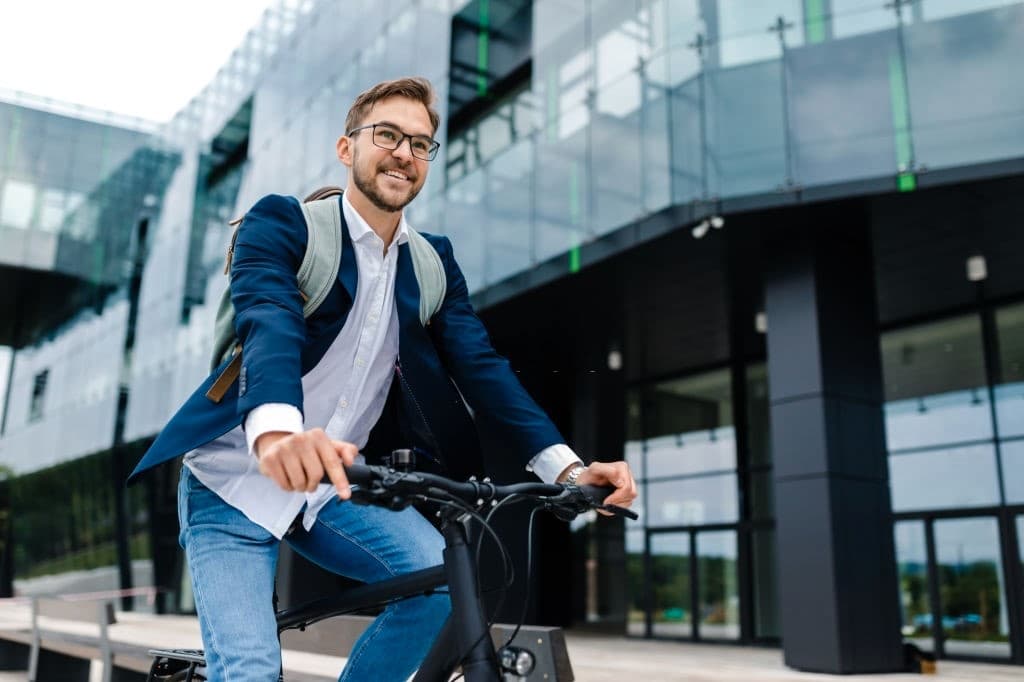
[255,429,357,498]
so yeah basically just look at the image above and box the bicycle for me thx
[146,451,637,681]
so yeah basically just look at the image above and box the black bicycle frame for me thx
[274,510,502,682]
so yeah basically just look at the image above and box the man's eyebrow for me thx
[377,120,434,138]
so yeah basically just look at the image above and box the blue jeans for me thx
[178,466,450,681]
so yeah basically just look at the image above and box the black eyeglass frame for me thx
[347,123,441,161]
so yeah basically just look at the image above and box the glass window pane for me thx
[716,0,804,68]
[995,303,1024,438]
[696,531,739,640]
[999,441,1024,504]
[649,532,690,637]
[752,529,779,639]
[933,518,1011,658]
[831,0,897,39]
[905,3,1024,172]
[889,444,1001,512]
[626,529,645,636]
[1,179,36,229]
[647,474,739,526]
[881,316,992,451]
[894,520,934,652]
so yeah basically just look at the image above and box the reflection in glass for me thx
[752,530,779,638]
[904,3,1024,172]
[647,475,739,526]
[934,518,1011,658]
[995,303,1024,438]
[884,389,993,451]
[650,532,690,637]
[889,444,1000,512]
[645,429,735,479]
[626,529,645,636]
[881,316,987,402]
[894,521,933,652]
[697,531,739,640]
[1,179,36,229]
[999,441,1024,504]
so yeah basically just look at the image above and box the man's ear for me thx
[336,135,353,167]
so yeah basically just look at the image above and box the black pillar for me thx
[763,202,902,673]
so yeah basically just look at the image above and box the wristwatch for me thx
[564,463,586,486]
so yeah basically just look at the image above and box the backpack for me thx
[204,186,447,403]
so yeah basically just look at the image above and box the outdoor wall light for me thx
[755,312,767,334]
[966,254,987,282]
[607,348,623,371]
[691,214,724,239]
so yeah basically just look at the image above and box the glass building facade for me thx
[1,0,1023,671]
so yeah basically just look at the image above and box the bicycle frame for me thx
[274,508,503,681]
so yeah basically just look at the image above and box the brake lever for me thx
[596,503,639,520]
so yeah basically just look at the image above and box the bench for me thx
[152,616,574,681]
[29,596,152,682]
[0,598,32,671]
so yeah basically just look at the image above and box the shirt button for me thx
[355,358,364,367]
[340,399,349,408]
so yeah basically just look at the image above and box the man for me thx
[129,77,636,681]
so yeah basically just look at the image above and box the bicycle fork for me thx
[414,516,501,682]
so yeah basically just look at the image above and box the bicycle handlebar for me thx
[338,464,638,521]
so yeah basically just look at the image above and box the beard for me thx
[351,148,423,213]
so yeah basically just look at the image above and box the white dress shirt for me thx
[185,194,580,538]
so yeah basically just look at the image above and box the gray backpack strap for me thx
[297,197,343,316]
[206,194,343,400]
[406,227,447,325]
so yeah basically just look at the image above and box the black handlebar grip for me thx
[576,484,616,504]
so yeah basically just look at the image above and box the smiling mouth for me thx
[381,168,411,182]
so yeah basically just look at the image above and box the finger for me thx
[322,443,352,499]
[259,455,286,491]
[300,439,327,493]
[332,441,358,467]
[279,445,308,491]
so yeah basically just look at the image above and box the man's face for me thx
[339,96,433,213]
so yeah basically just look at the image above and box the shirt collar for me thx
[341,192,410,248]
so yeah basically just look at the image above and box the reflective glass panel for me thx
[696,531,739,640]
[650,532,690,637]
[752,529,779,639]
[647,475,739,526]
[904,3,1024,172]
[626,528,645,636]
[640,368,736,477]
[933,518,1011,658]
[995,303,1024,438]
[1,179,36,229]
[881,316,991,451]
[889,444,1001,512]
[895,520,933,652]
[999,441,1024,504]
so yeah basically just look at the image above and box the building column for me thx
[763,202,903,673]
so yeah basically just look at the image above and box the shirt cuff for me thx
[526,444,583,484]
[244,403,304,457]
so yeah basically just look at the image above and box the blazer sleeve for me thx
[427,236,565,458]
[229,194,308,419]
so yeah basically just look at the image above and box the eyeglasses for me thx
[347,123,440,161]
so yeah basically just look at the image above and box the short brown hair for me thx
[344,77,441,136]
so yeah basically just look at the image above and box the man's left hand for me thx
[563,461,637,514]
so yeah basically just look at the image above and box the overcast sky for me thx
[0,0,279,123]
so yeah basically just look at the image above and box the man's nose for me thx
[392,137,415,161]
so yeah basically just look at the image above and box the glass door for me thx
[933,517,1011,658]
[895,520,933,652]
[696,530,739,640]
[649,531,691,637]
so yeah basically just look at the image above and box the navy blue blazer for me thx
[127,194,564,484]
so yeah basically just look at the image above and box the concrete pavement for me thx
[1,600,1020,681]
